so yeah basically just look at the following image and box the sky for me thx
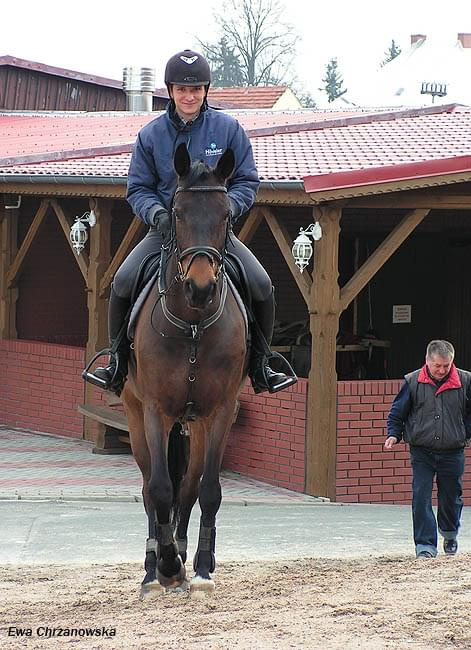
[2,0,471,105]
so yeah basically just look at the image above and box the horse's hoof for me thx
[139,580,165,600]
[190,575,215,597]
[166,579,189,594]
[157,560,187,590]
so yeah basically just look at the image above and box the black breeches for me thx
[113,228,273,303]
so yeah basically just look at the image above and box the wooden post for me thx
[83,199,112,445]
[0,200,19,338]
[305,204,342,501]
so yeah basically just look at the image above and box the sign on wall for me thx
[393,305,412,323]
[392,305,412,324]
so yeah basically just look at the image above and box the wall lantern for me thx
[70,210,96,255]
[291,222,323,272]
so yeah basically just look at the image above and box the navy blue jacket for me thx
[126,104,260,226]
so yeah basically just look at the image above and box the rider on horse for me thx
[88,49,297,396]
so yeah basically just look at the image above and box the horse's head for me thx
[173,142,235,311]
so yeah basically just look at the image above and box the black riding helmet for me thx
[165,49,211,88]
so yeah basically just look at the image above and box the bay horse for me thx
[121,142,247,597]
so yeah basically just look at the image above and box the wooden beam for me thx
[256,187,312,206]
[237,207,263,244]
[6,199,49,288]
[0,203,19,337]
[340,209,430,312]
[100,216,143,296]
[348,193,471,210]
[261,206,312,305]
[305,204,341,501]
[84,199,112,444]
[49,199,89,281]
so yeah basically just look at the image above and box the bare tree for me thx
[199,0,298,86]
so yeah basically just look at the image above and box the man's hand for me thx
[384,436,398,451]
[149,206,171,237]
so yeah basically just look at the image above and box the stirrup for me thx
[82,348,122,391]
[251,352,297,394]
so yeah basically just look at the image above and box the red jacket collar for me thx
[418,363,461,395]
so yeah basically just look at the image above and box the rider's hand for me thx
[149,206,171,237]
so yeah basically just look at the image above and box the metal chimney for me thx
[122,67,156,112]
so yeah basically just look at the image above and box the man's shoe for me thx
[443,539,458,555]
[416,551,434,558]
[251,363,297,394]
[94,359,117,386]
[84,350,127,395]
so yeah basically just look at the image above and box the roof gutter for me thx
[0,175,306,192]
[0,174,127,185]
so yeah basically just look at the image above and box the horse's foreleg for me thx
[146,409,186,589]
[122,387,161,596]
[175,431,205,564]
[191,409,233,594]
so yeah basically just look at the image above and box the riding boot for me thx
[250,291,297,394]
[91,288,131,394]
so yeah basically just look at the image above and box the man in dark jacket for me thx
[88,49,296,396]
[385,340,471,558]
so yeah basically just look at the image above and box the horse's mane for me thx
[179,160,214,190]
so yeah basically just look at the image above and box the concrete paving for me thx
[2,426,471,565]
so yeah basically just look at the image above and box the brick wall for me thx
[337,379,471,505]
[2,340,471,505]
[336,380,410,503]
[0,339,85,438]
[223,379,307,493]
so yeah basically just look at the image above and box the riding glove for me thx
[148,206,171,236]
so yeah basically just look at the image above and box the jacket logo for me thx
[180,55,198,65]
[205,142,223,156]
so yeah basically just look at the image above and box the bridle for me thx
[173,185,229,282]
[155,183,231,339]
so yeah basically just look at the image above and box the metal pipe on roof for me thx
[122,67,155,112]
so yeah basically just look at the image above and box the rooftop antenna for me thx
[420,81,447,103]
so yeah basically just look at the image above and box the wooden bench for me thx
[78,403,131,454]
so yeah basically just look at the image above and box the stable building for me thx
[1,103,471,503]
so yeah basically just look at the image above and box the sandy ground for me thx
[1,555,471,649]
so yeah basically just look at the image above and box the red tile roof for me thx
[208,86,290,109]
[1,104,471,197]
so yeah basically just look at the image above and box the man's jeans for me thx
[410,445,464,557]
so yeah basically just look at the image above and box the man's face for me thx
[426,354,453,381]
[170,84,206,121]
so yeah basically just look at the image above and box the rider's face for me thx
[170,85,206,121]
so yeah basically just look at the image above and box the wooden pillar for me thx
[83,199,112,444]
[0,201,19,339]
[305,204,342,501]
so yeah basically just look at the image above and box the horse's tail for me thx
[168,422,190,510]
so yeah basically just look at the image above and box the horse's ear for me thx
[174,142,191,178]
[215,148,235,182]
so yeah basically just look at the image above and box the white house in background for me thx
[346,33,471,108]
